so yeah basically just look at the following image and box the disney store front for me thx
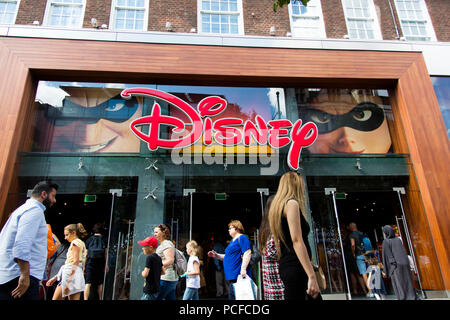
[5,79,442,300]
[0,38,448,300]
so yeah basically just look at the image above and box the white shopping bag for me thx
[232,275,257,300]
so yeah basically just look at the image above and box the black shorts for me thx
[85,258,105,285]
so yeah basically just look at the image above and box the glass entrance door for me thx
[103,189,137,300]
[309,188,420,300]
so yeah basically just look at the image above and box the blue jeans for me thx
[156,280,178,300]
[141,292,159,300]
[183,287,199,300]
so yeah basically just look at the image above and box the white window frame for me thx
[341,0,383,40]
[0,0,21,25]
[43,0,86,29]
[393,0,436,41]
[197,0,245,36]
[109,0,149,32]
[288,0,326,38]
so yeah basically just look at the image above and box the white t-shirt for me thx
[186,255,200,289]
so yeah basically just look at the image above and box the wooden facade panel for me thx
[2,38,415,80]
[0,36,449,290]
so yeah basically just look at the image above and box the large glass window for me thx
[296,88,394,154]
[341,0,382,40]
[110,0,148,31]
[394,0,436,41]
[431,77,450,139]
[44,0,85,28]
[289,0,326,38]
[198,0,243,35]
[0,0,19,24]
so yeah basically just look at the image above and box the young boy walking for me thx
[138,236,163,300]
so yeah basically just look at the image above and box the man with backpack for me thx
[84,223,107,300]
[348,222,374,298]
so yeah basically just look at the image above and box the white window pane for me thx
[135,20,143,30]
[117,9,125,19]
[220,14,228,23]
[136,0,145,7]
[211,23,219,33]
[117,0,126,6]
[126,19,134,29]
[202,14,210,22]
[202,22,210,32]
[211,14,219,22]
[230,15,237,24]
[136,10,144,19]
[230,24,238,34]
[221,23,228,33]
[211,1,219,11]
[115,19,124,29]
[202,1,210,10]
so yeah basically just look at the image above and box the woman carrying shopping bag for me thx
[207,220,252,300]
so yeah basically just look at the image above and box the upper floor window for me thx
[288,0,326,38]
[341,0,382,40]
[43,0,86,28]
[198,0,244,35]
[110,0,148,31]
[0,0,20,25]
[394,0,436,41]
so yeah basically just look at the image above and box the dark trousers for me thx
[226,279,237,300]
[0,276,41,301]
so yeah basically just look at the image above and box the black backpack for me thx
[87,235,106,258]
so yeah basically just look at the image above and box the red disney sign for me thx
[122,88,318,170]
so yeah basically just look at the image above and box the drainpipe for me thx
[388,0,401,39]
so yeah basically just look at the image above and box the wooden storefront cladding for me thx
[0,37,448,290]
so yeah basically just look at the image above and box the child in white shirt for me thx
[183,240,201,300]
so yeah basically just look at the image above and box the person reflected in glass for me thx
[299,89,392,154]
[207,220,252,300]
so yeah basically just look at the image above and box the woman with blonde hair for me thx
[269,171,320,300]
[46,223,88,300]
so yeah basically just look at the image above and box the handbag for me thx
[233,275,258,300]
[312,263,326,291]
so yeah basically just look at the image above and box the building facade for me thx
[0,0,449,300]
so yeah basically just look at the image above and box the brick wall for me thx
[148,0,197,33]
[242,0,290,37]
[426,0,450,42]
[83,0,112,29]
[374,0,401,40]
[15,0,47,25]
[321,0,347,39]
[11,0,450,42]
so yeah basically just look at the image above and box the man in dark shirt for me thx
[138,236,163,300]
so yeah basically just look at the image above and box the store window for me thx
[198,0,244,35]
[43,0,86,28]
[341,0,382,40]
[32,82,285,154]
[295,88,394,154]
[288,0,326,38]
[393,0,436,41]
[0,0,20,25]
[110,0,148,31]
[431,77,450,139]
